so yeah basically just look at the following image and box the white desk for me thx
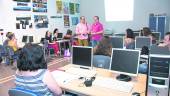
[52,64,147,96]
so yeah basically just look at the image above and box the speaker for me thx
[147,54,170,96]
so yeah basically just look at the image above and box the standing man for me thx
[91,16,104,47]
[76,16,90,46]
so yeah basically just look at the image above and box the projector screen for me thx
[104,0,134,21]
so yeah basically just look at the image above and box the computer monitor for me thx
[22,36,33,43]
[57,33,63,39]
[110,48,140,81]
[22,36,27,43]
[29,36,33,43]
[72,46,93,68]
[110,36,124,48]
[150,45,170,55]
[135,36,151,49]
[152,32,161,41]
[133,32,140,38]
[114,33,125,36]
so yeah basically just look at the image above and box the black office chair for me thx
[8,87,37,96]
[93,55,111,69]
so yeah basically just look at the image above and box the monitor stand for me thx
[80,66,90,70]
[116,74,132,82]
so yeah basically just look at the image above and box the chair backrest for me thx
[8,87,37,96]
[93,55,111,69]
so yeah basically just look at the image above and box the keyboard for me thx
[51,70,78,84]
[65,67,97,77]
[93,76,134,93]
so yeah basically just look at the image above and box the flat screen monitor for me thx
[22,36,27,43]
[40,38,45,43]
[133,32,140,38]
[110,48,140,81]
[150,45,170,55]
[135,36,151,49]
[110,36,124,48]
[72,46,93,68]
[152,32,161,41]
[57,33,63,39]
[114,33,125,36]
[29,36,33,43]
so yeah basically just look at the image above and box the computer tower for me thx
[147,54,170,96]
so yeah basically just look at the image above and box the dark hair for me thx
[66,29,72,35]
[126,28,134,38]
[142,27,151,36]
[80,16,85,20]
[6,32,14,40]
[94,16,99,20]
[95,36,112,56]
[165,32,170,35]
[17,44,47,71]
[53,28,58,34]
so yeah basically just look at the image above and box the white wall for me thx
[80,0,170,34]
[0,0,80,45]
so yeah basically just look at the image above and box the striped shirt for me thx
[15,69,54,96]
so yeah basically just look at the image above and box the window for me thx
[104,0,134,21]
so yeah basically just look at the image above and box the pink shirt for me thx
[76,23,90,40]
[91,22,103,40]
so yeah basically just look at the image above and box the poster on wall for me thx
[75,3,80,13]
[32,0,47,12]
[69,3,75,14]
[56,0,62,14]
[63,2,69,14]
[16,16,32,29]
[13,0,31,11]
[34,15,48,29]
[64,15,70,27]
[71,17,79,26]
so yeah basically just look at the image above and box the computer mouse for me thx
[78,77,84,80]
[132,92,140,96]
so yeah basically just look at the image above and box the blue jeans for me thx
[138,63,148,74]
[91,40,99,47]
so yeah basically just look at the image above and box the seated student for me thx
[124,28,135,49]
[63,29,73,49]
[45,31,59,55]
[4,32,19,67]
[141,27,157,44]
[94,36,112,57]
[63,29,72,40]
[158,32,170,49]
[148,33,157,44]
[53,28,59,41]
[140,27,152,36]
[6,32,18,52]
[15,44,62,96]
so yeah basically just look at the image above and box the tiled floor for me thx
[0,56,71,96]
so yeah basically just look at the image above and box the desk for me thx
[52,64,147,96]
[56,40,70,56]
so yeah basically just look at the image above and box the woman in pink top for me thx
[76,16,90,46]
[90,16,104,47]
